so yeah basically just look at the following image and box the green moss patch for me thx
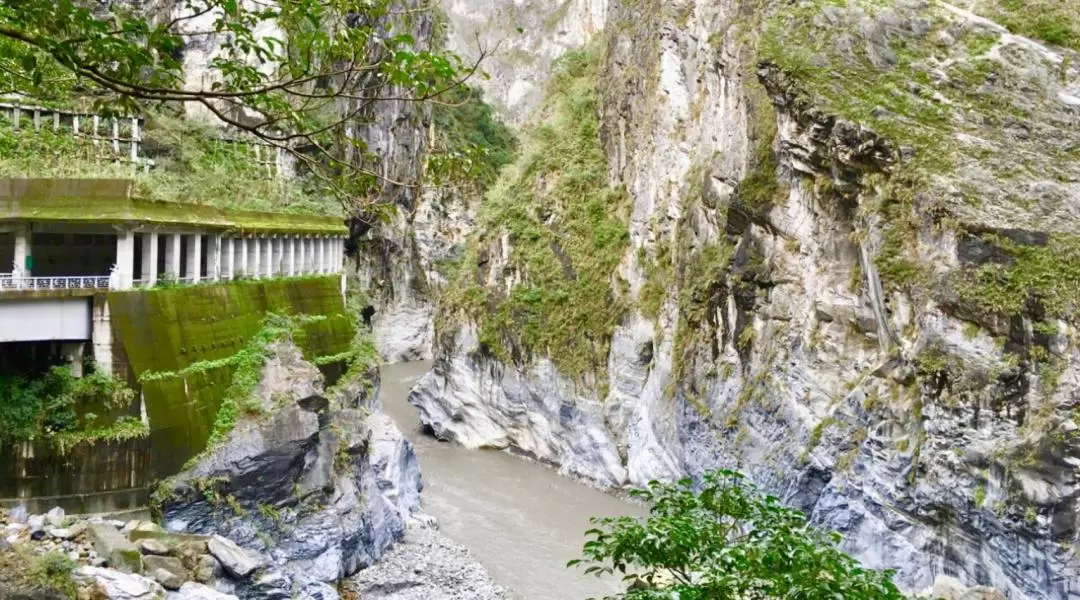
[953,232,1080,319]
[0,178,346,234]
[974,0,1080,51]
[107,277,353,470]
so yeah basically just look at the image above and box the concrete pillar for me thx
[113,229,135,290]
[325,237,333,274]
[140,232,158,287]
[238,237,249,277]
[185,233,202,283]
[266,237,276,276]
[270,237,281,276]
[306,237,315,273]
[207,234,221,282]
[297,236,307,274]
[286,237,296,277]
[223,238,235,280]
[60,342,85,378]
[261,236,273,278]
[250,237,262,279]
[165,233,181,281]
[12,223,29,277]
[91,296,113,376]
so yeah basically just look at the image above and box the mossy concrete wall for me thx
[0,178,348,235]
[108,276,354,475]
[0,438,152,514]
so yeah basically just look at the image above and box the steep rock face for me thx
[414,1,1080,598]
[157,342,422,600]
[350,1,440,363]
[440,0,607,123]
[359,0,609,363]
[359,189,474,363]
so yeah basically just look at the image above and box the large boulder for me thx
[87,523,143,574]
[155,341,421,598]
[143,556,187,590]
[73,566,165,600]
[206,536,260,579]
[137,539,170,556]
[44,508,65,528]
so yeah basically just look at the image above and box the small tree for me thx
[570,470,905,599]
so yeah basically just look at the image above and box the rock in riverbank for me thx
[153,341,421,600]
[347,520,506,600]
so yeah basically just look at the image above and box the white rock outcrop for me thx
[74,566,166,600]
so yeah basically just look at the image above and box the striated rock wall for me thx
[412,1,1080,598]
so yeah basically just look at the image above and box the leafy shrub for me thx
[571,470,905,599]
[27,551,78,598]
[0,365,134,446]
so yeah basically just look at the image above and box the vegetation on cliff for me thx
[439,42,631,390]
[428,85,519,189]
[761,0,1080,299]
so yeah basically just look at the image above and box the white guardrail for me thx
[0,274,112,291]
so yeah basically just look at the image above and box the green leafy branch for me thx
[571,470,906,599]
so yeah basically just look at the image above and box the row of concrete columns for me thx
[126,231,345,289]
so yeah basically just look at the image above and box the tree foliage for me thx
[571,470,906,599]
[0,0,484,211]
[0,365,135,445]
[428,85,517,189]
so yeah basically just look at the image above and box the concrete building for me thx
[0,178,349,375]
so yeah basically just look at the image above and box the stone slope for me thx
[154,341,422,600]
[411,0,1080,598]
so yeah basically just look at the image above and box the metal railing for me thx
[0,274,112,291]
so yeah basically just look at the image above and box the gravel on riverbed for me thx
[347,519,508,600]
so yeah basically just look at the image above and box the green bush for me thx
[429,85,518,187]
[27,551,78,598]
[571,470,905,599]
[0,365,135,446]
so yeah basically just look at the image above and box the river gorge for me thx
[379,361,647,600]
[0,0,1077,598]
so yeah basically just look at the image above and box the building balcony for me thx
[1,178,351,296]
[0,274,112,292]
